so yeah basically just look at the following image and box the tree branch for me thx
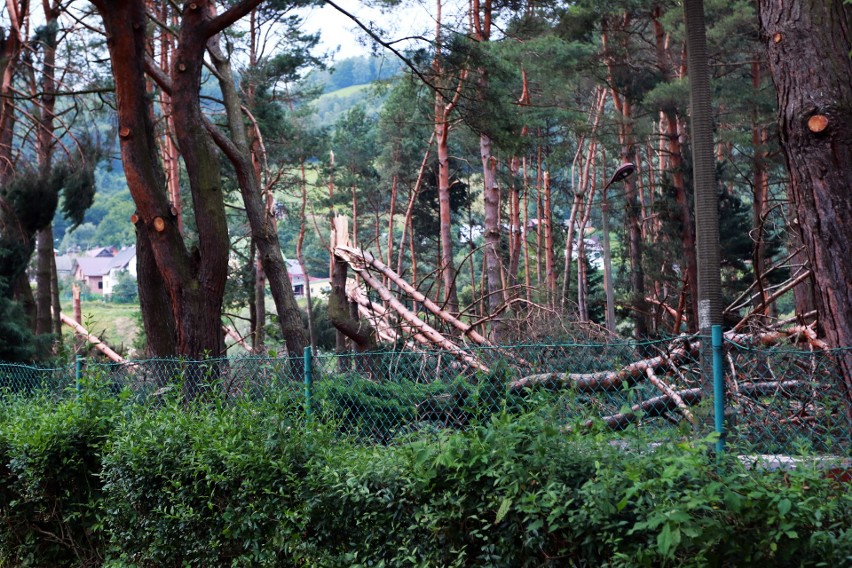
[208,0,264,38]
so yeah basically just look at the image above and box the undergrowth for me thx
[0,377,849,567]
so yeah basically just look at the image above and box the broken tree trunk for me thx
[335,247,489,373]
[59,312,125,364]
[223,325,254,353]
[510,341,698,393]
[335,244,532,369]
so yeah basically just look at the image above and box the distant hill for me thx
[306,55,404,93]
[311,83,384,128]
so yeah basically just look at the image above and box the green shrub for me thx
[100,395,312,567]
[1,387,849,567]
[0,379,124,566]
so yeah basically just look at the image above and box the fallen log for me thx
[646,367,696,424]
[736,380,820,397]
[510,342,698,393]
[223,325,254,353]
[59,312,125,364]
[338,245,493,346]
[589,378,830,430]
[336,244,532,368]
[337,252,490,374]
[589,388,703,430]
[346,279,430,347]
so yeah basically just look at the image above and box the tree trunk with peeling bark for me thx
[34,1,60,339]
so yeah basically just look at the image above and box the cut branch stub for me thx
[153,217,166,232]
[807,114,829,134]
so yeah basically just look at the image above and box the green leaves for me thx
[1,396,850,567]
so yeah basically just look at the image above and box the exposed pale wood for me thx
[335,247,489,373]
[807,114,828,133]
[346,279,429,347]
[646,296,682,323]
[223,325,253,353]
[339,245,492,346]
[59,312,125,363]
[645,367,696,424]
[511,341,698,393]
[337,244,536,369]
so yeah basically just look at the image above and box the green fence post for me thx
[304,346,313,419]
[712,325,725,457]
[75,355,83,394]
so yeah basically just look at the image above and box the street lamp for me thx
[600,162,636,333]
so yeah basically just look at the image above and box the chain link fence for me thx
[1,335,850,455]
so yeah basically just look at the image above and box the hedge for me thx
[0,385,850,567]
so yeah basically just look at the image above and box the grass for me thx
[64,301,141,355]
[315,82,374,101]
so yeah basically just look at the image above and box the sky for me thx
[298,0,462,61]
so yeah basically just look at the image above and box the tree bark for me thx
[35,227,55,336]
[481,131,504,340]
[206,30,308,358]
[603,18,649,338]
[652,7,698,332]
[433,0,463,314]
[35,1,60,339]
[758,0,852,407]
[93,0,262,360]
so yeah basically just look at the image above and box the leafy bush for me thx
[0,385,849,567]
[0,378,124,566]
[100,394,311,567]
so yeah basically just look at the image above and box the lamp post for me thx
[601,162,637,334]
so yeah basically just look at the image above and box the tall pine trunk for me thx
[93,0,262,361]
[758,0,852,409]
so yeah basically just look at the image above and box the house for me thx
[74,257,114,294]
[73,246,136,296]
[85,246,117,258]
[284,258,330,298]
[102,246,137,296]
[54,254,75,278]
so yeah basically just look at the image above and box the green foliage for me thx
[54,158,98,230]
[0,287,40,363]
[101,395,311,567]
[91,190,135,248]
[2,170,60,235]
[110,272,137,304]
[0,393,850,567]
[59,222,96,254]
[0,276,47,363]
[307,55,403,93]
[0,376,125,566]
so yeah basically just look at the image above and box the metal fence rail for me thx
[1,331,850,455]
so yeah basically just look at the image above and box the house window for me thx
[98,281,103,289]
[293,284,304,297]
